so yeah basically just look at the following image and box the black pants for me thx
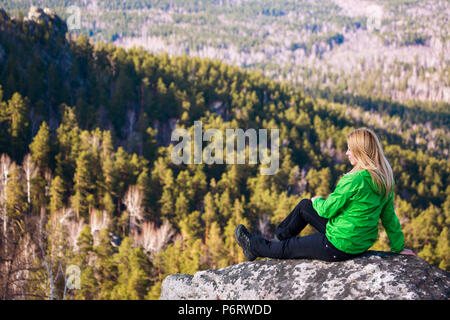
[250,198,361,262]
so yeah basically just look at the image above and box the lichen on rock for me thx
[160,251,450,300]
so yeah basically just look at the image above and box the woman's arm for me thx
[380,191,405,253]
[312,174,362,219]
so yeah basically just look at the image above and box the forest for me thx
[0,7,448,299]
[2,0,449,106]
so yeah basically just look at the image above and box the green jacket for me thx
[312,169,404,254]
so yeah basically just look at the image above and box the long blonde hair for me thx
[346,127,394,198]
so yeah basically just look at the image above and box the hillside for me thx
[2,0,449,106]
[0,8,448,300]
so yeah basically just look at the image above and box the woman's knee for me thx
[298,198,312,209]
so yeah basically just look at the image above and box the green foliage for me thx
[30,121,51,172]
[49,175,66,213]
[0,92,30,160]
[4,163,28,218]
[110,237,153,299]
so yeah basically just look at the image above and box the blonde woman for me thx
[235,127,415,262]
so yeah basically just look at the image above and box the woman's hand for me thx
[398,248,417,256]
[311,195,322,202]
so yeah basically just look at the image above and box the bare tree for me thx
[22,154,38,207]
[133,220,176,258]
[33,208,75,300]
[0,154,41,299]
[122,185,144,236]
[0,154,12,254]
[89,209,110,246]
[0,213,41,300]
[63,208,84,252]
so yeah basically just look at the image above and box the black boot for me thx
[234,224,257,261]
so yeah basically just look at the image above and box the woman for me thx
[235,127,416,262]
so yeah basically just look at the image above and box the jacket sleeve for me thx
[380,190,405,253]
[312,174,362,219]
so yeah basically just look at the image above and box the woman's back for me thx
[313,169,404,254]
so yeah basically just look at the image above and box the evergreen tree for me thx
[179,210,201,242]
[202,191,217,251]
[436,227,449,270]
[7,92,30,160]
[5,162,28,219]
[158,170,176,222]
[174,191,190,225]
[73,151,96,219]
[223,196,248,265]
[30,121,51,172]
[111,237,152,300]
[72,225,98,299]
[306,167,332,197]
[55,105,81,193]
[0,86,10,154]
[205,221,226,268]
[49,175,66,214]
[144,126,158,163]
[94,228,118,300]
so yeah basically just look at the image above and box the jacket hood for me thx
[358,169,382,196]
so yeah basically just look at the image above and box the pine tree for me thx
[7,92,30,160]
[136,167,152,220]
[436,227,449,271]
[73,151,96,219]
[55,105,81,193]
[223,196,248,265]
[49,176,66,214]
[179,238,204,275]
[94,228,117,299]
[306,167,332,197]
[5,162,28,219]
[158,170,176,222]
[174,191,190,225]
[202,191,217,252]
[0,87,10,154]
[205,221,226,268]
[73,225,98,299]
[216,187,233,225]
[179,210,201,243]
[144,126,158,163]
[101,150,115,204]
[191,164,208,204]
[102,192,116,217]
[111,237,152,300]
[30,121,51,172]
[110,68,134,137]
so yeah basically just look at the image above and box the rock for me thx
[26,6,67,35]
[27,6,56,21]
[27,6,45,21]
[160,251,450,300]
[43,8,56,17]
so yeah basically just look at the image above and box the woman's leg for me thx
[275,198,328,241]
[250,232,358,262]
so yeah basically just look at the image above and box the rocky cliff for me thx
[160,251,450,300]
